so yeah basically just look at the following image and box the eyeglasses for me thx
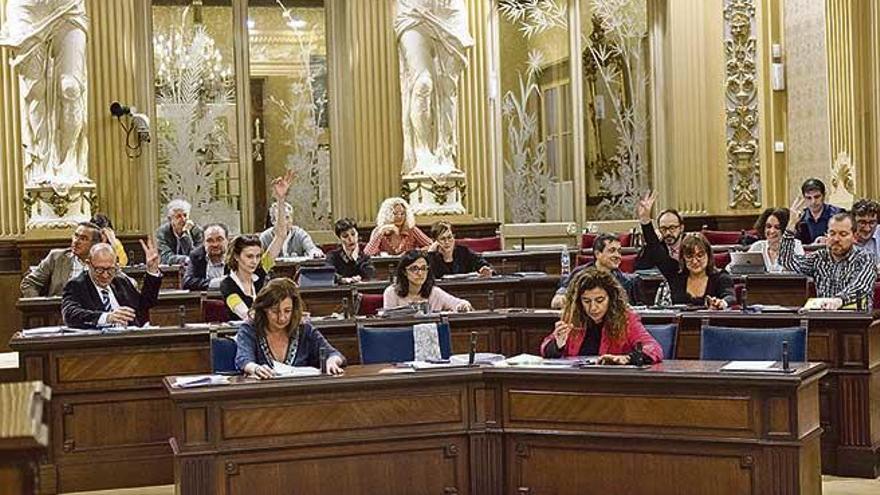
[856,219,878,228]
[658,225,682,234]
[406,265,429,273]
[91,266,118,276]
[684,251,708,262]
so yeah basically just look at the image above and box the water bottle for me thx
[560,248,571,277]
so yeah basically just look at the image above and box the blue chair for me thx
[211,334,239,373]
[645,324,678,359]
[700,325,807,361]
[357,321,452,364]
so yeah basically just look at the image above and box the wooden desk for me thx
[166,363,825,495]
[0,381,50,495]
[8,309,876,492]
[638,273,812,308]
[16,290,203,329]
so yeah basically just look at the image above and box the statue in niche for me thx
[395,0,473,177]
[0,0,90,191]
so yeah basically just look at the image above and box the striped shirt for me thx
[779,232,877,309]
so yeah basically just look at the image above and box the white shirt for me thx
[94,281,120,326]
[748,239,804,273]
[69,253,85,280]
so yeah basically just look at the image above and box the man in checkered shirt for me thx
[780,207,877,310]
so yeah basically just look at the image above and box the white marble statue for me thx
[395,0,473,177]
[0,0,90,190]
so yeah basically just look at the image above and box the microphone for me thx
[782,340,790,370]
[468,331,477,366]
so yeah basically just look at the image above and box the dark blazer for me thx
[156,222,204,265]
[557,261,643,305]
[234,320,345,371]
[426,245,490,279]
[183,245,226,290]
[325,247,376,281]
[640,222,736,307]
[61,271,163,328]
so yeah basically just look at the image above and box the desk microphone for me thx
[631,341,645,366]
[468,331,477,366]
[178,305,187,328]
[487,290,495,312]
[781,341,789,371]
[740,286,748,313]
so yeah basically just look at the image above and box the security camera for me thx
[131,113,151,143]
[110,101,131,117]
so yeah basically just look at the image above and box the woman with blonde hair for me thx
[364,197,432,255]
[540,268,663,364]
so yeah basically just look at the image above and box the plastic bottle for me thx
[560,248,571,277]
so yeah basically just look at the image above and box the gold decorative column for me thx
[723,0,761,209]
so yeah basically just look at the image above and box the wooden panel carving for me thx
[184,408,208,446]
[766,397,791,437]
[842,333,865,367]
[61,398,172,453]
[838,375,870,446]
[510,439,755,495]
[222,391,464,440]
[225,439,466,495]
[507,390,753,434]
[57,348,207,383]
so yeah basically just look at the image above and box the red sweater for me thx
[540,310,664,363]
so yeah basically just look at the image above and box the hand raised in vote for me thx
[271,169,295,201]
[107,306,136,325]
[787,196,807,230]
[326,355,345,376]
[636,190,657,225]
[554,320,574,348]
[598,354,631,365]
[140,237,160,273]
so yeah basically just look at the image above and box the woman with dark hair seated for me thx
[325,217,375,283]
[540,268,663,364]
[235,278,345,378]
[382,250,473,312]
[426,221,492,279]
[745,207,804,272]
[648,232,736,309]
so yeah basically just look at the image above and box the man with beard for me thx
[780,210,876,310]
[551,233,642,308]
[851,199,880,263]
[21,221,101,297]
[182,223,229,290]
[635,191,685,270]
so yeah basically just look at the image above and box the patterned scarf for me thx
[257,328,300,367]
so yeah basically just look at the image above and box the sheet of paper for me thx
[721,361,777,371]
[272,361,321,377]
[172,375,230,388]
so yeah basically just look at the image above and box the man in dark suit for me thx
[183,223,228,290]
[62,238,162,328]
[156,199,204,265]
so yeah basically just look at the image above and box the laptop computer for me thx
[297,266,337,287]
[728,251,767,274]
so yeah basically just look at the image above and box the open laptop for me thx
[297,266,337,287]
[728,251,767,274]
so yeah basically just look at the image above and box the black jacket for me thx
[62,271,162,328]
[325,247,376,280]
[156,222,204,265]
[426,245,490,279]
[183,245,226,290]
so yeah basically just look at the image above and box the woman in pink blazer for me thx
[540,267,663,364]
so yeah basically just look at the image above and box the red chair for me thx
[619,233,632,247]
[456,236,501,253]
[701,229,742,245]
[203,299,230,323]
[358,293,384,316]
[619,254,637,273]
[713,252,731,269]
[873,282,880,313]
[581,233,597,249]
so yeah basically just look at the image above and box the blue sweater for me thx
[234,320,344,371]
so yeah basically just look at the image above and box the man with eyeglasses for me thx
[61,238,163,328]
[852,198,880,263]
[635,191,685,270]
[21,221,102,297]
[780,211,876,310]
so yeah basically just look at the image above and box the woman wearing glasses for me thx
[426,221,492,279]
[540,268,663,364]
[383,250,473,312]
[637,192,735,309]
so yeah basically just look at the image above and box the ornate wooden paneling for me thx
[56,347,207,383]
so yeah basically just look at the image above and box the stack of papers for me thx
[20,326,100,337]
[450,353,505,365]
[720,361,777,371]
[272,361,321,378]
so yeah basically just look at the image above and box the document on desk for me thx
[172,374,231,388]
[720,361,777,371]
[20,326,100,337]
[272,361,321,378]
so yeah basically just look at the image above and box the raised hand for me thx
[636,190,657,224]
[140,237,160,272]
[787,196,807,230]
[271,169,295,201]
